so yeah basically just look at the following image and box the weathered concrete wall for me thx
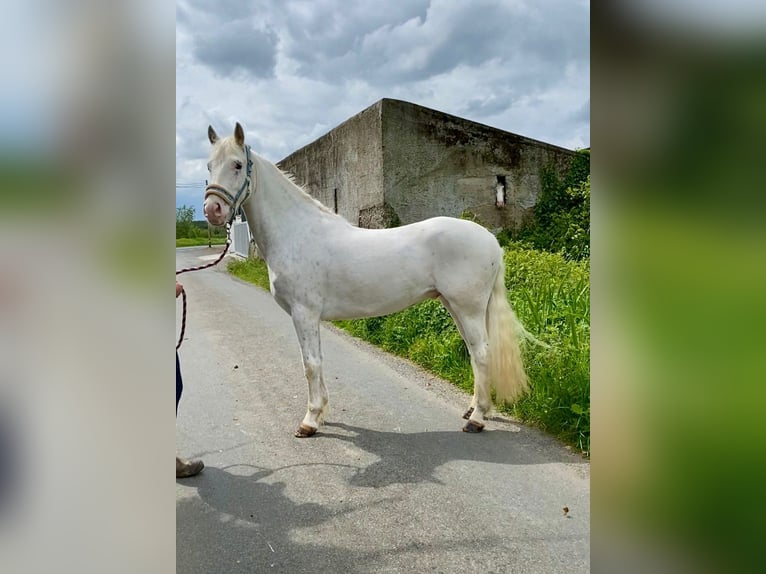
[380,98,577,229]
[278,98,579,230]
[277,101,384,226]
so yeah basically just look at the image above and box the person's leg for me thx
[175,353,203,478]
[176,352,182,415]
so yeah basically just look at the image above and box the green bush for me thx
[512,150,590,260]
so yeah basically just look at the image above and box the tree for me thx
[176,205,197,239]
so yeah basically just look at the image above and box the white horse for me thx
[203,123,529,437]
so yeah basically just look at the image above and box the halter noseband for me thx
[204,144,254,224]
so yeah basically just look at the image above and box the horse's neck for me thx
[243,154,337,261]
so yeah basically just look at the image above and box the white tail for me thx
[486,261,529,404]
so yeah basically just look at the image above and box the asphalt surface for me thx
[176,246,590,574]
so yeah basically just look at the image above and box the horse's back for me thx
[316,216,502,319]
[412,216,500,251]
[397,216,503,271]
[331,216,500,267]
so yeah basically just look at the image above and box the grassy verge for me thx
[176,237,227,247]
[227,246,590,455]
[227,257,271,289]
[502,246,590,454]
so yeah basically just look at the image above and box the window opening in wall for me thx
[495,175,507,208]
[333,188,338,214]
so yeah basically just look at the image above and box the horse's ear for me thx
[208,125,219,144]
[234,122,245,147]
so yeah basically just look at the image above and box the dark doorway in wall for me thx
[333,188,338,214]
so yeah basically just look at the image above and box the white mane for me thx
[277,167,336,217]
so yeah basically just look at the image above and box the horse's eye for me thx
[234,161,243,170]
[206,162,211,171]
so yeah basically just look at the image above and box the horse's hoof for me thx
[294,424,317,438]
[462,420,485,433]
[462,407,474,420]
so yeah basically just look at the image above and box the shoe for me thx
[176,456,204,478]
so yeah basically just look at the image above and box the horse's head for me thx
[203,123,253,226]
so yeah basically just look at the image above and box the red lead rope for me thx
[176,224,232,350]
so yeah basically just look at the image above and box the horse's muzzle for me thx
[203,198,227,226]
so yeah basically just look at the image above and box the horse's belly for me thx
[320,282,434,321]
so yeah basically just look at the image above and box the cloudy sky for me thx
[176,0,590,211]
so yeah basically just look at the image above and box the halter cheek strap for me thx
[204,145,254,224]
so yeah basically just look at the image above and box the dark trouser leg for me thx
[175,352,203,477]
[176,352,183,415]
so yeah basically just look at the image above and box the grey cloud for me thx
[176,5,190,26]
[283,1,430,77]
[192,21,278,78]
[177,129,208,165]
[178,0,588,90]
[175,100,227,174]
[417,4,514,78]
[284,0,587,93]
[183,0,270,23]
[462,93,515,118]
[572,98,590,123]
[427,2,587,86]
[178,0,280,78]
[176,0,589,183]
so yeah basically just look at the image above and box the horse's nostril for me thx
[204,201,222,218]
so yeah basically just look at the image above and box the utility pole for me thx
[205,179,211,248]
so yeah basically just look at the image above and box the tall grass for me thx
[227,245,590,454]
[503,247,590,453]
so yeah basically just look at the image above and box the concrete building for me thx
[277,98,579,230]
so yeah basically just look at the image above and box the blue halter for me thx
[204,144,254,224]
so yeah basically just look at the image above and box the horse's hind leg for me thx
[291,306,329,438]
[441,297,491,432]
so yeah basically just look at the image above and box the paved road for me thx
[176,247,589,574]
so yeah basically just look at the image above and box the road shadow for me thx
[177,465,351,573]
[177,464,514,574]
[317,422,586,488]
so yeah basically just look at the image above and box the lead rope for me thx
[176,288,187,351]
[176,223,232,350]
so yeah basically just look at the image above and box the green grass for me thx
[501,246,590,453]
[227,245,590,454]
[176,237,228,247]
[227,258,271,289]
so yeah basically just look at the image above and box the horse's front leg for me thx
[291,306,329,438]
